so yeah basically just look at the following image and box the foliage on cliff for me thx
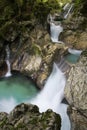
[0,0,62,40]
[74,0,87,16]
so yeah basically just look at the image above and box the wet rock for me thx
[11,23,67,88]
[67,106,87,130]
[65,51,87,130]
[61,7,87,50]
[0,61,8,77]
[0,103,61,130]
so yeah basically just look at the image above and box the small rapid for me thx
[50,22,63,43]
[30,63,71,130]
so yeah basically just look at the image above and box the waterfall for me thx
[50,23,63,43]
[68,48,82,55]
[63,3,74,19]
[5,45,11,77]
[31,63,71,130]
[49,2,74,43]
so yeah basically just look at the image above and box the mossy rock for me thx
[0,103,61,130]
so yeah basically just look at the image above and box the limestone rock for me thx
[11,23,67,88]
[65,52,87,109]
[61,11,87,49]
[65,51,87,130]
[0,103,61,130]
[67,106,87,130]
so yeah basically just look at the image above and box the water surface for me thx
[65,53,80,64]
[0,74,39,112]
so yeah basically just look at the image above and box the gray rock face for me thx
[65,52,87,109]
[0,103,61,130]
[67,106,87,130]
[10,23,67,88]
[61,10,87,50]
[65,51,87,130]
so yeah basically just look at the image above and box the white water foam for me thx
[5,45,11,77]
[0,97,17,113]
[68,48,82,55]
[50,23,63,43]
[0,63,71,130]
[64,5,73,19]
[30,63,71,130]
[5,60,12,77]
[63,3,73,19]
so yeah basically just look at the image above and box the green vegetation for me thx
[30,43,42,56]
[0,0,62,40]
[0,0,86,41]
[74,0,87,16]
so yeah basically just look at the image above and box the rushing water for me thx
[50,22,63,43]
[0,74,39,113]
[49,2,74,43]
[63,3,74,19]
[0,3,81,130]
[31,63,71,130]
[68,48,82,55]
[5,45,11,77]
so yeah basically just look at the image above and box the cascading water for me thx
[48,2,74,43]
[63,3,74,19]
[50,22,63,43]
[68,48,82,55]
[0,3,76,130]
[30,63,71,130]
[5,45,11,77]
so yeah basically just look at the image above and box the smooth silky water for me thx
[0,5,82,130]
[30,63,71,130]
[0,74,39,113]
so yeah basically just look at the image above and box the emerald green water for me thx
[0,74,39,112]
[65,54,80,64]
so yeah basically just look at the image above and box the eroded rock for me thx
[11,24,67,88]
[65,51,87,130]
[0,103,61,130]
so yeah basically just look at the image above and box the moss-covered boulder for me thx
[0,103,61,130]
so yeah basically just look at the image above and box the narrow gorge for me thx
[0,0,87,130]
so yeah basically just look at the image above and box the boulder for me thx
[61,1,87,50]
[67,106,87,130]
[11,24,67,88]
[0,103,61,130]
[65,50,87,130]
[0,61,8,77]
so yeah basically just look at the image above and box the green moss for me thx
[29,43,42,56]
[33,0,61,25]
[0,0,72,42]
